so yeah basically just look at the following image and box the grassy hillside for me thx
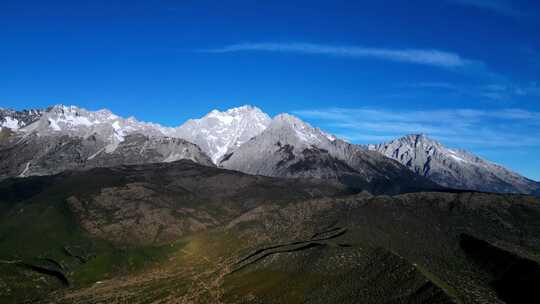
[0,160,539,303]
[0,160,345,303]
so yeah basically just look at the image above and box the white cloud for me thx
[293,107,540,149]
[207,42,476,68]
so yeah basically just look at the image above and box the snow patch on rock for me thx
[175,105,272,163]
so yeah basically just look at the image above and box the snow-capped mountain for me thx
[0,132,213,180]
[368,134,540,194]
[220,114,438,194]
[21,105,177,151]
[220,113,339,178]
[0,108,43,131]
[0,105,213,179]
[2,104,539,195]
[174,105,271,163]
[0,104,274,178]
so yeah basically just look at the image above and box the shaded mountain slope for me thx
[0,133,213,180]
[0,160,346,303]
[0,160,539,303]
[223,191,540,304]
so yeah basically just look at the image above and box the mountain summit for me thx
[174,105,271,163]
[220,113,438,194]
[368,134,540,194]
[24,104,175,143]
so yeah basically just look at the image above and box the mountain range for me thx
[1,104,539,195]
[1,104,540,304]
[219,113,438,194]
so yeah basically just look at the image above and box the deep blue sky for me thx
[1,0,539,179]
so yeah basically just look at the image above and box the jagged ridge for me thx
[368,134,540,194]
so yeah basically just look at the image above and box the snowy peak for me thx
[224,104,262,116]
[14,105,177,155]
[268,113,335,145]
[43,104,114,131]
[45,104,174,136]
[271,113,305,125]
[4,104,273,161]
[176,109,336,164]
[202,105,268,126]
[175,105,271,163]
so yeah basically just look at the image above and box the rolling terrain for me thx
[0,160,538,303]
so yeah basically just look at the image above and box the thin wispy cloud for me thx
[399,81,540,101]
[207,42,476,69]
[293,107,540,149]
[447,0,522,17]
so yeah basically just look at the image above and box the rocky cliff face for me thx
[21,104,176,139]
[368,134,540,194]
[0,108,43,130]
[0,105,215,180]
[220,114,439,194]
[0,133,213,180]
